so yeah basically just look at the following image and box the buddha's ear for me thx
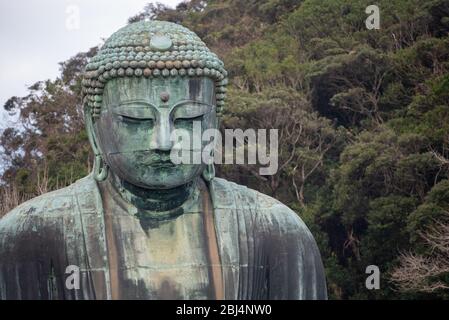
[84,104,102,156]
[84,105,108,181]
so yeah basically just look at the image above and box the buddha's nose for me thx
[150,119,174,151]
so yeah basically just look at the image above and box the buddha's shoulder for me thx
[0,174,97,234]
[211,178,309,232]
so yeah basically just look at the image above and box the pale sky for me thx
[0,0,183,129]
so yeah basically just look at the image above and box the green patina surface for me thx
[90,76,217,224]
[0,20,327,300]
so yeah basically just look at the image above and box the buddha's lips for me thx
[107,148,210,167]
[108,151,182,167]
[146,160,177,168]
[108,149,204,155]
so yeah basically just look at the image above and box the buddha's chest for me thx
[107,212,213,299]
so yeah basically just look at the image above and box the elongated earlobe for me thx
[202,163,215,182]
[94,154,108,182]
[84,105,108,181]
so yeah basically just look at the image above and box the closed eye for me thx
[117,114,154,124]
[174,115,203,128]
[172,101,213,120]
[174,115,203,122]
[113,104,156,122]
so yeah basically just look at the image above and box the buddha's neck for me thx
[108,171,197,213]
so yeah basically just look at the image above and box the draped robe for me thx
[0,174,327,300]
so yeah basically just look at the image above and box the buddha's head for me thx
[82,21,227,189]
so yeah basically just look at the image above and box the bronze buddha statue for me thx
[0,21,327,300]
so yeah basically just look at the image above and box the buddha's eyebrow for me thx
[172,99,213,108]
[117,99,156,108]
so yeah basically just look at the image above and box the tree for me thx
[392,197,449,294]
[220,87,342,207]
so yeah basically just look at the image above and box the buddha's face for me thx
[94,77,217,189]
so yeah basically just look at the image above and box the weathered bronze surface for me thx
[0,21,327,300]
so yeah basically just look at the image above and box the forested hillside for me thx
[1,0,449,299]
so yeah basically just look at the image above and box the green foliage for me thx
[407,180,449,245]
[0,51,92,196]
